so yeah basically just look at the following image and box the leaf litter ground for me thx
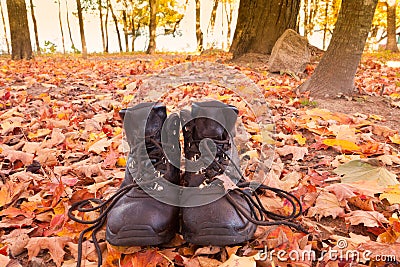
[0,53,399,267]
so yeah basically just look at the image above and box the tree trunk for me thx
[131,16,135,52]
[122,10,129,52]
[76,0,87,58]
[108,0,122,52]
[322,0,329,50]
[65,0,76,51]
[0,1,9,54]
[299,0,378,98]
[223,0,234,50]
[29,0,40,54]
[386,1,399,52]
[230,0,300,58]
[195,0,203,52]
[105,0,109,52]
[57,0,65,54]
[147,0,157,54]
[207,0,218,48]
[98,0,106,52]
[6,0,32,59]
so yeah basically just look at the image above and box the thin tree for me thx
[57,0,66,53]
[230,0,300,58]
[98,0,106,52]
[104,0,109,52]
[207,0,218,48]
[29,0,40,54]
[147,0,157,53]
[223,0,234,49]
[386,0,399,52]
[108,0,122,52]
[195,0,203,52]
[122,10,129,52]
[0,0,10,54]
[299,0,378,97]
[76,0,87,58]
[6,0,33,59]
[65,0,76,51]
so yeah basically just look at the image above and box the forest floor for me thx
[0,51,399,267]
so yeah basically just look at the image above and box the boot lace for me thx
[68,137,307,267]
[67,135,165,267]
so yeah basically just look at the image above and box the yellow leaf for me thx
[116,157,126,167]
[380,185,400,204]
[323,138,360,151]
[293,134,306,145]
[389,134,400,145]
[28,128,52,140]
[369,114,383,121]
[389,93,400,99]
[122,95,134,104]
[251,134,263,142]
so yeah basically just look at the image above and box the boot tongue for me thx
[191,101,238,140]
[124,103,166,145]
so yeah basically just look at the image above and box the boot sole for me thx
[106,224,175,246]
[183,222,256,246]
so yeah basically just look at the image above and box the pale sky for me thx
[0,0,239,53]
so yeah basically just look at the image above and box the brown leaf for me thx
[88,138,112,154]
[194,246,221,256]
[219,254,256,267]
[276,145,308,161]
[2,150,34,165]
[307,191,345,220]
[26,237,71,267]
[345,210,389,227]
[325,183,357,201]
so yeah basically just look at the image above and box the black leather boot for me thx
[180,101,257,246]
[106,102,180,246]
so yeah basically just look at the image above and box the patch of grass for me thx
[300,98,318,107]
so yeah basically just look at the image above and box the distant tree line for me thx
[2,0,399,98]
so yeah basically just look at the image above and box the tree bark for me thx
[299,0,378,98]
[105,0,109,52]
[122,10,129,52]
[131,15,135,52]
[195,0,203,52]
[207,0,218,48]
[386,1,399,52]
[0,1,9,54]
[66,0,76,51]
[98,0,106,52]
[6,0,32,59]
[76,0,87,58]
[57,0,65,54]
[147,0,157,54]
[230,0,300,58]
[29,0,40,54]
[223,0,234,50]
[108,0,122,52]
[322,0,329,50]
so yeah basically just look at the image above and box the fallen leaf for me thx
[334,159,399,187]
[276,145,308,161]
[88,138,112,154]
[379,185,400,204]
[2,150,34,165]
[345,210,389,227]
[322,138,360,152]
[26,237,71,267]
[325,183,357,201]
[219,254,256,267]
[307,191,345,220]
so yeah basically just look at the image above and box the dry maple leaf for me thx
[324,183,357,201]
[345,210,389,227]
[307,191,345,220]
[2,149,34,165]
[219,254,256,267]
[26,236,71,267]
[88,138,112,154]
[275,145,308,161]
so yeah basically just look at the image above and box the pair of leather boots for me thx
[106,100,257,246]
